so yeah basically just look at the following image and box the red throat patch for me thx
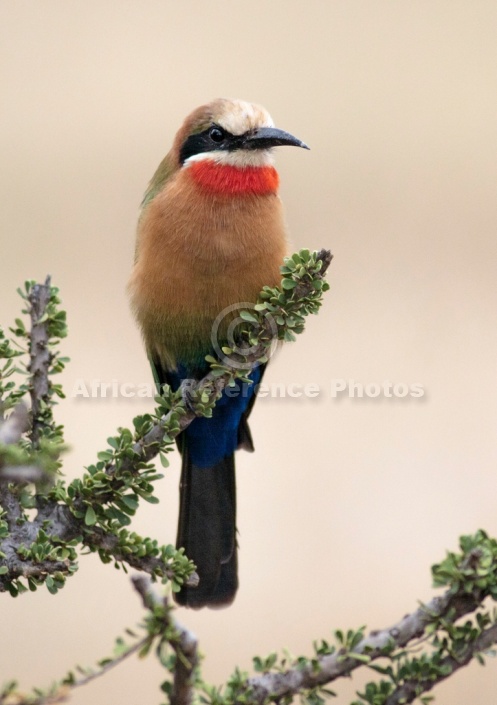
[188,160,280,196]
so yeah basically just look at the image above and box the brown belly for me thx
[128,169,288,367]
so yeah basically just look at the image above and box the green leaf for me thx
[239,310,258,323]
[106,507,131,526]
[348,653,371,663]
[138,493,160,504]
[46,576,58,595]
[120,495,139,511]
[84,506,97,526]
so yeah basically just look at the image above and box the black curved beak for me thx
[242,127,309,151]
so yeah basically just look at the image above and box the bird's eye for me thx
[209,127,225,143]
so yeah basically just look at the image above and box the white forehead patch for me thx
[217,100,274,136]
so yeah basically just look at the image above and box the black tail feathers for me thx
[175,450,238,608]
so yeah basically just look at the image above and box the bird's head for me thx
[142,99,309,205]
[173,98,309,169]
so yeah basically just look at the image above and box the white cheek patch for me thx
[217,101,274,136]
[184,149,275,168]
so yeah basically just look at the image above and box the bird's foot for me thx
[180,379,200,414]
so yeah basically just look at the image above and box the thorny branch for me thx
[0,273,186,591]
[132,575,199,705]
[28,276,52,448]
[383,621,497,704]
[243,566,489,703]
[3,548,497,705]
[0,250,331,593]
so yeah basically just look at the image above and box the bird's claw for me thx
[180,379,200,414]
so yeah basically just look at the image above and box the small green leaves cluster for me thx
[258,248,330,344]
[200,249,331,398]
[18,279,68,445]
[154,383,186,436]
[0,281,68,478]
[14,279,68,342]
[432,529,497,597]
[0,280,196,595]
[199,667,253,705]
[0,509,8,541]
[0,281,72,594]
[67,430,164,528]
[125,530,497,705]
[57,406,194,586]
[0,326,25,411]
[187,532,497,705]
[178,373,225,418]
[96,528,194,591]
[354,651,451,704]
[334,626,369,662]
[300,687,337,705]
[14,529,78,595]
[1,545,79,599]
[129,249,332,427]
[350,531,497,705]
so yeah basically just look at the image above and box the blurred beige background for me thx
[2,2,497,703]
